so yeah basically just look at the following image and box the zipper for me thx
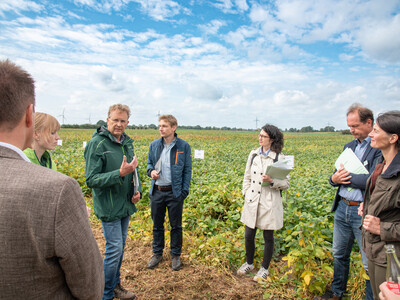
[175,149,184,164]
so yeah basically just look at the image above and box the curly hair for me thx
[261,124,284,153]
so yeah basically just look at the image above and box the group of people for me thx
[84,104,192,300]
[0,60,192,300]
[0,60,399,300]
[234,103,400,300]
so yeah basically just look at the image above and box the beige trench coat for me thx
[240,148,290,230]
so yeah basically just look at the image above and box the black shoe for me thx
[171,256,182,271]
[147,255,163,269]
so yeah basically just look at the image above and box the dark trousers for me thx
[150,189,183,257]
[244,226,274,269]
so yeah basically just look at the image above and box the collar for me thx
[259,147,271,156]
[357,136,371,146]
[381,151,400,179]
[0,142,31,162]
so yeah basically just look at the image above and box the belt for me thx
[155,184,172,192]
[342,197,361,206]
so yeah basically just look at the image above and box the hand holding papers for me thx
[335,148,368,174]
[334,148,368,192]
[262,155,294,186]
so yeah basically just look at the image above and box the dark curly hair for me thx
[261,124,284,153]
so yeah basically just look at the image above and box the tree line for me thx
[61,121,351,134]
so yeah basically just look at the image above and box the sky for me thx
[1,0,399,130]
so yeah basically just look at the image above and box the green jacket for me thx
[23,148,57,170]
[84,126,141,222]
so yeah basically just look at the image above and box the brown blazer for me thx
[0,145,104,299]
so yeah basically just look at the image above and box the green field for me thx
[53,129,366,299]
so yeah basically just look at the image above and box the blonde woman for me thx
[24,112,91,217]
[24,112,60,170]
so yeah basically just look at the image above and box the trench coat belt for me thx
[342,197,361,206]
[155,184,172,191]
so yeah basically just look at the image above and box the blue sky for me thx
[1,0,399,130]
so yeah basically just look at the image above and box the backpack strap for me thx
[251,152,279,165]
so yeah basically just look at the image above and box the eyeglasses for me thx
[258,134,269,139]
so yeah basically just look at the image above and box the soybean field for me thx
[53,129,367,299]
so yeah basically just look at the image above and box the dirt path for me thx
[91,222,267,300]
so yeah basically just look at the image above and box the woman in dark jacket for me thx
[360,111,400,299]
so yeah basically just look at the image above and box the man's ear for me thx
[26,104,34,128]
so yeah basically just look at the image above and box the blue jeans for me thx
[332,200,373,299]
[150,189,183,257]
[101,215,130,300]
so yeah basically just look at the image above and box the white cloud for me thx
[187,81,223,100]
[0,0,42,15]
[273,90,310,105]
[131,0,183,21]
[198,19,227,36]
[0,0,398,130]
[357,14,400,63]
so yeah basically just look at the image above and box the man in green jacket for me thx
[84,104,141,300]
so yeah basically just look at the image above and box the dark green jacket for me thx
[84,126,141,222]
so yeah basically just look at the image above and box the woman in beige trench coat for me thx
[237,124,290,281]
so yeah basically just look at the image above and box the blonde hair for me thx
[108,104,131,119]
[34,112,60,143]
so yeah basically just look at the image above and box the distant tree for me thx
[300,126,314,132]
[148,124,157,129]
[341,129,351,135]
[320,126,335,132]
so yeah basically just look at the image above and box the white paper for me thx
[194,149,205,159]
[335,147,368,192]
[335,148,368,175]
[83,141,87,148]
[262,155,294,186]
[57,139,62,146]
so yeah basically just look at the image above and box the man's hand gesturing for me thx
[120,155,138,177]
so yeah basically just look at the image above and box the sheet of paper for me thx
[334,147,368,192]
[194,149,204,159]
[261,156,293,186]
[335,147,368,174]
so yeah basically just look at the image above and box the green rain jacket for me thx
[84,126,141,222]
[24,148,57,170]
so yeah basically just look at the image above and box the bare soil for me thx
[91,222,267,300]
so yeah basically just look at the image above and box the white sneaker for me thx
[237,262,254,275]
[253,266,269,281]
